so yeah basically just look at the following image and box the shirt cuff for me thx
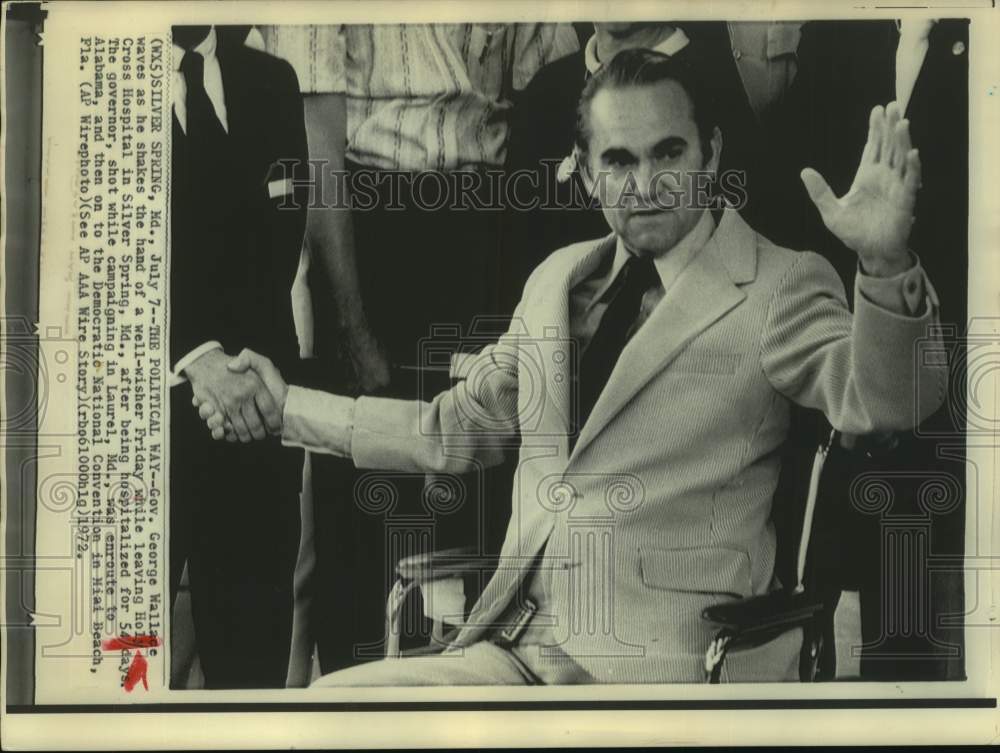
[856,253,937,317]
[169,341,223,388]
[281,385,356,457]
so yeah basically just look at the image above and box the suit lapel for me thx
[907,20,967,120]
[215,38,258,189]
[570,211,755,461]
[216,37,243,138]
[455,239,613,647]
[528,234,617,450]
[456,221,752,645]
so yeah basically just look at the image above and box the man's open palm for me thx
[800,101,920,276]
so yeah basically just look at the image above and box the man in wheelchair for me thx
[197,50,947,685]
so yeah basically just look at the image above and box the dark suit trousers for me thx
[170,383,302,688]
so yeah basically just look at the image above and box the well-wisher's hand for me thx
[202,349,289,442]
[185,348,282,442]
[800,101,920,277]
[228,349,289,407]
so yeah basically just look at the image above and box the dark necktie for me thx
[574,254,660,439]
[177,48,233,226]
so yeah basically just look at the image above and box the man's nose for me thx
[630,162,659,206]
[651,169,684,209]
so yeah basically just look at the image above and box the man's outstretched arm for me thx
[203,313,528,474]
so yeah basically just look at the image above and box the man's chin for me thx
[623,221,676,256]
[625,240,674,258]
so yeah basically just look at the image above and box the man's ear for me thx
[578,153,598,198]
[706,126,723,175]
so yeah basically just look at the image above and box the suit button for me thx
[544,480,578,512]
[952,40,966,55]
[732,47,742,60]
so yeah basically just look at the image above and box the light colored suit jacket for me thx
[334,209,947,683]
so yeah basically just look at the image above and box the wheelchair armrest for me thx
[701,588,828,645]
[395,546,501,583]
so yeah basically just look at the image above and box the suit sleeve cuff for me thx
[281,385,355,457]
[169,341,223,388]
[450,351,479,381]
[856,253,938,317]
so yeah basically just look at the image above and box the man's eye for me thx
[605,155,634,169]
[656,146,685,161]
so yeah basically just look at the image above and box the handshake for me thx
[185,348,289,442]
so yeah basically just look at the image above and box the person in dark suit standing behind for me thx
[169,25,309,688]
[775,19,967,321]
[772,19,969,681]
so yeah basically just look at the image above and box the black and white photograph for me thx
[2,1,998,748]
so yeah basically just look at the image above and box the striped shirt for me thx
[260,24,579,171]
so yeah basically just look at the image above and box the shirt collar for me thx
[765,22,802,59]
[588,208,716,311]
[897,18,938,39]
[173,26,217,73]
[584,27,690,76]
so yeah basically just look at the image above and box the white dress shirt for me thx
[895,19,936,114]
[583,27,690,75]
[169,26,228,386]
[571,208,716,353]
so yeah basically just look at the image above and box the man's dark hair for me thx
[574,48,720,172]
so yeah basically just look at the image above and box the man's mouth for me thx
[630,207,667,217]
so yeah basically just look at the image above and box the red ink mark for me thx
[123,652,149,692]
[102,634,161,692]
[102,634,161,651]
